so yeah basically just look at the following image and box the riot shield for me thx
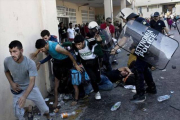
[99,27,115,51]
[117,20,179,70]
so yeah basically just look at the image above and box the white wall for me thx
[0,0,58,119]
[137,5,163,18]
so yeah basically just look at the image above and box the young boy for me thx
[63,34,103,100]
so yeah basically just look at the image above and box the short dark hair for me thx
[106,17,112,22]
[9,40,23,50]
[69,23,72,26]
[74,35,84,44]
[41,30,50,37]
[35,39,47,49]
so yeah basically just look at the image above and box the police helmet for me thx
[120,8,139,20]
[88,21,98,30]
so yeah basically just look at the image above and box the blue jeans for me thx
[84,75,113,94]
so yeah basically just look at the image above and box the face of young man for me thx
[9,47,23,62]
[121,70,129,77]
[42,35,50,41]
[75,41,85,50]
[39,44,48,54]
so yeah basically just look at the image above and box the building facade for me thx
[135,0,180,18]
[0,0,130,119]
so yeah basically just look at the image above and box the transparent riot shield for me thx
[99,27,115,51]
[117,20,179,70]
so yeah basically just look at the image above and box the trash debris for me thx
[172,65,176,69]
[61,111,76,119]
[142,108,147,112]
[49,102,53,105]
[54,108,59,113]
[131,90,136,93]
[124,85,136,90]
[170,91,174,94]
[50,112,56,116]
[157,95,170,102]
[111,102,121,111]
[33,117,40,120]
[162,69,166,72]
[44,98,49,102]
[160,77,164,79]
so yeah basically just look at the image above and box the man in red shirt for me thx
[100,17,115,38]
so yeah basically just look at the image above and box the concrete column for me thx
[104,0,113,21]
[121,0,126,10]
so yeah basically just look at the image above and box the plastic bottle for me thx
[61,111,76,119]
[157,95,170,102]
[111,102,121,111]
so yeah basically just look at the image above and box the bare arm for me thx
[5,71,14,86]
[30,49,40,60]
[5,71,21,92]
[118,67,132,74]
[112,33,115,38]
[55,44,82,72]
[111,36,127,54]
[23,77,35,98]
[164,27,169,35]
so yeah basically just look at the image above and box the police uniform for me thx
[150,19,166,33]
[126,17,157,98]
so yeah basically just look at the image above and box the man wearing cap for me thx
[111,8,157,103]
[150,12,170,35]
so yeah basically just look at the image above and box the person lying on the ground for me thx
[30,30,58,70]
[35,39,82,108]
[105,67,135,85]
[84,75,114,97]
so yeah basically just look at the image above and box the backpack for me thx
[70,68,90,86]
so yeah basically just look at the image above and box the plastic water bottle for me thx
[111,102,121,111]
[61,111,76,119]
[157,95,170,102]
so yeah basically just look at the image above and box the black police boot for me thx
[131,69,146,103]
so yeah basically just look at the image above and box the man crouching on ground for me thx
[4,40,51,120]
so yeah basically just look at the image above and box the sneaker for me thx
[130,94,146,103]
[63,94,72,100]
[95,92,101,100]
[146,87,157,94]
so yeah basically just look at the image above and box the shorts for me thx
[52,57,73,80]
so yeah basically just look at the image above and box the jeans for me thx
[84,75,113,94]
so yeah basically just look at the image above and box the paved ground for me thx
[32,25,180,120]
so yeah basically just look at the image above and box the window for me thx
[57,6,67,16]
[89,11,95,22]
[69,8,77,24]
[81,10,89,24]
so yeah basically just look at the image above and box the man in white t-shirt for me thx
[67,23,75,42]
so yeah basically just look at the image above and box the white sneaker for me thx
[95,92,101,100]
